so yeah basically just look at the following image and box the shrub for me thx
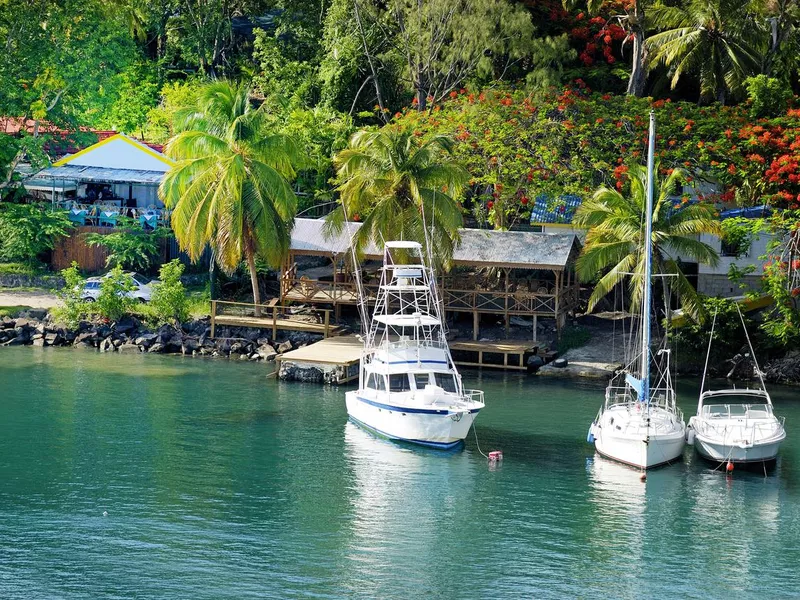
[148,260,189,326]
[0,204,72,265]
[84,217,169,272]
[94,265,136,322]
[745,75,791,119]
[53,262,90,327]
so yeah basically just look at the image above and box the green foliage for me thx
[53,262,89,327]
[0,204,73,265]
[147,260,189,326]
[252,29,315,106]
[101,62,160,138]
[745,75,791,119]
[144,80,203,144]
[328,128,468,268]
[94,265,136,322]
[720,217,756,259]
[161,80,300,307]
[574,162,721,321]
[672,296,751,368]
[647,0,762,103]
[84,218,167,271]
[527,35,578,92]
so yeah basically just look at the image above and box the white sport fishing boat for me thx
[687,306,786,464]
[587,111,686,470]
[345,241,485,450]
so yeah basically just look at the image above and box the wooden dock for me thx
[450,340,537,371]
[210,300,343,338]
[277,335,362,383]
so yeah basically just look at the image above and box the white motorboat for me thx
[587,112,686,470]
[687,308,786,464]
[345,241,485,450]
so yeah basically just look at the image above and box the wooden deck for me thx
[449,340,537,371]
[210,300,343,338]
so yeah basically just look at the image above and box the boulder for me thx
[74,332,96,346]
[19,308,48,321]
[1,316,15,328]
[229,341,247,354]
[148,342,165,353]
[117,343,141,354]
[44,332,62,346]
[99,338,113,353]
[181,337,199,355]
[276,340,293,354]
[134,333,158,348]
[257,345,277,361]
[31,337,46,347]
[114,316,138,335]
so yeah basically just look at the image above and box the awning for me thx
[35,164,165,185]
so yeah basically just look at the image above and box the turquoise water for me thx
[1,347,799,599]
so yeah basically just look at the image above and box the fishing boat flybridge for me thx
[587,112,686,470]
[345,241,485,449]
[687,306,786,464]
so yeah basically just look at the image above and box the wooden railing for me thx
[280,277,578,317]
[210,300,333,338]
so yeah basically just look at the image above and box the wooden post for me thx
[210,300,217,338]
[473,310,479,341]
[504,268,510,337]
[272,307,278,339]
[324,310,330,338]
[554,270,562,337]
[533,314,538,342]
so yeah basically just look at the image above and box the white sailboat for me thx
[687,306,786,464]
[587,111,686,469]
[345,241,485,449]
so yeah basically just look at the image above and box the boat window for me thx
[366,373,386,391]
[414,373,431,389]
[389,374,412,392]
[433,373,457,393]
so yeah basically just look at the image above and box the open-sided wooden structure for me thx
[280,218,581,340]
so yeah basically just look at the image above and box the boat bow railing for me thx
[463,389,485,406]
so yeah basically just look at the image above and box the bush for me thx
[84,217,169,272]
[0,204,72,265]
[53,262,90,327]
[745,75,791,119]
[148,260,189,326]
[94,265,136,322]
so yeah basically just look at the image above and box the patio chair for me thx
[99,211,118,227]
[68,208,87,225]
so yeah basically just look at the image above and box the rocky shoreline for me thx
[0,309,323,363]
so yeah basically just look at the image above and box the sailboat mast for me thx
[640,111,656,405]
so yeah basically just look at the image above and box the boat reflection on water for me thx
[340,422,478,595]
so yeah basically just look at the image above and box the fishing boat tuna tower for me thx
[345,241,485,449]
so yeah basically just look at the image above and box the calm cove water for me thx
[1,347,799,599]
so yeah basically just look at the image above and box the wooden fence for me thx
[51,226,110,271]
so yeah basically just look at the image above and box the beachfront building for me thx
[527,191,772,298]
[280,217,581,340]
[31,133,173,217]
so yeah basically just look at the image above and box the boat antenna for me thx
[737,303,767,391]
[700,305,718,395]
[640,110,656,406]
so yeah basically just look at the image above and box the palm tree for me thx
[574,163,721,321]
[646,0,763,104]
[160,81,300,314]
[327,128,468,267]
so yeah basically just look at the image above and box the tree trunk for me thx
[416,85,427,111]
[626,2,647,97]
[209,248,218,301]
[245,245,262,317]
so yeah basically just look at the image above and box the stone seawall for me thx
[0,309,323,362]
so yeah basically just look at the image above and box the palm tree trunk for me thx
[626,2,647,97]
[245,244,262,317]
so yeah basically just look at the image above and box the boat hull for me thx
[591,406,685,469]
[689,420,785,463]
[345,391,478,450]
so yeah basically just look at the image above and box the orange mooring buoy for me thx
[726,461,734,473]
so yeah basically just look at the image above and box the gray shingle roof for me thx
[290,218,580,270]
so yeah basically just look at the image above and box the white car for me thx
[80,272,159,303]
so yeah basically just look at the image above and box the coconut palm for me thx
[327,128,468,267]
[574,163,721,321]
[160,80,300,313]
[647,0,763,103]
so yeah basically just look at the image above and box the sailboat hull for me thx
[591,405,686,469]
[346,391,479,449]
